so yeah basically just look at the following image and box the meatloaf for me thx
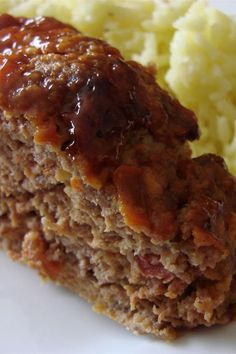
[0,14,236,340]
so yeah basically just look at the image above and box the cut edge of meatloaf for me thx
[0,14,236,340]
[1,109,236,341]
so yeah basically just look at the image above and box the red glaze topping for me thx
[0,14,198,187]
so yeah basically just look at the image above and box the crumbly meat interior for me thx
[0,14,236,340]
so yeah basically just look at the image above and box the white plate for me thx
[1,1,236,353]
[0,252,236,354]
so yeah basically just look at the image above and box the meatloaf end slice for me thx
[0,14,236,340]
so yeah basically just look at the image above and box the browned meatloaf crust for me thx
[0,14,236,340]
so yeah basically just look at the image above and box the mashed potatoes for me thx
[167,1,236,174]
[0,0,235,174]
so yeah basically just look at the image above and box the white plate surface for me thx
[0,1,236,353]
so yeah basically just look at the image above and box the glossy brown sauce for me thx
[0,14,198,188]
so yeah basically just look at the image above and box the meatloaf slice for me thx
[0,14,236,340]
